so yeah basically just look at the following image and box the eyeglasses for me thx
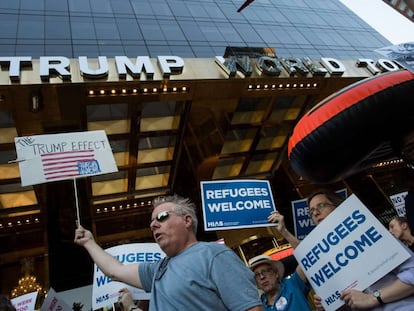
[254,268,274,279]
[308,202,335,217]
[151,210,177,224]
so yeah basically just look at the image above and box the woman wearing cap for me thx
[269,188,414,311]
[248,254,313,311]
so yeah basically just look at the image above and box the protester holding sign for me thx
[269,189,414,310]
[307,189,414,310]
[248,254,313,311]
[74,194,262,311]
[268,210,339,310]
[389,216,414,252]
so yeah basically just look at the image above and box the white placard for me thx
[40,288,72,311]
[92,243,165,310]
[294,194,411,311]
[11,291,38,311]
[15,130,118,186]
[390,191,408,216]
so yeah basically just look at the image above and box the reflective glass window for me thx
[167,1,192,17]
[90,0,113,14]
[45,0,69,12]
[0,14,18,38]
[46,16,71,39]
[95,18,120,40]
[18,15,44,39]
[131,1,153,16]
[20,0,44,11]
[139,20,165,41]
[117,19,144,41]
[110,0,133,14]
[68,0,91,12]
[160,20,186,41]
[179,21,206,41]
[71,17,96,39]
[0,0,19,9]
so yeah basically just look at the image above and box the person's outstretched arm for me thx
[268,211,310,284]
[74,224,142,288]
[268,211,301,248]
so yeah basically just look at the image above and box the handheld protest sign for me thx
[11,291,38,311]
[294,194,411,311]
[200,179,276,231]
[389,191,408,216]
[14,130,118,186]
[291,198,315,240]
[14,130,118,225]
[40,288,72,311]
[92,243,165,310]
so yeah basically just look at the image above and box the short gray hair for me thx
[153,194,198,233]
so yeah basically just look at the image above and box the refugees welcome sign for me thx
[93,243,165,310]
[201,179,276,231]
[294,194,411,311]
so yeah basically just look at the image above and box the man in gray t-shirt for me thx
[75,194,262,311]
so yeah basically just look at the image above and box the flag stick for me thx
[73,178,81,227]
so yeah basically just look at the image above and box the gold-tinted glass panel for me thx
[87,103,130,134]
[0,163,20,179]
[91,171,128,196]
[110,140,129,166]
[137,136,176,164]
[136,166,170,190]
[269,95,305,123]
[140,101,181,132]
[257,125,290,150]
[231,97,271,125]
[0,191,38,208]
[222,128,257,154]
[213,157,245,179]
[88,119,130,134]
[0,128,18,144]
[245,152,279,175]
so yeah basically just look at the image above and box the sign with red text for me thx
[40,288,72,311]
[11,291,38,311]
[15,130,118,186]
[92,243,165,310]
[294,194,411,311]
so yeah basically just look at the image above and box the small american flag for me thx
[41,149,101,181]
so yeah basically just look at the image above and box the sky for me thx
[339,0,414,44]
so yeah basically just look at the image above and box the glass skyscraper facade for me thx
[0,0,390,59]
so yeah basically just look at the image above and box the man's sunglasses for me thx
[151,210,177,223]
